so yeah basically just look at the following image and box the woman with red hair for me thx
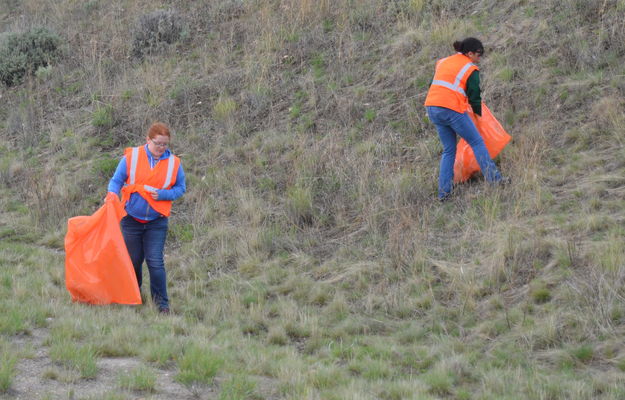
[108,122,186,314]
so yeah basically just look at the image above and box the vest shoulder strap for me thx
[128,146,141,184]
[161,155,178,189]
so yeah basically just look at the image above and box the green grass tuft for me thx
[176,344,224,386]
[571,345,594,364]
[218,375,258,400]
[49,341,98,379]
[118,365,157,392]
[0,341,17,393]
[91,104,114,128]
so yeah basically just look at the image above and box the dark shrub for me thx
[131,9,183,58]
[0,28,63,86]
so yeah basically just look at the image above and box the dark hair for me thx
[453,37,484,55]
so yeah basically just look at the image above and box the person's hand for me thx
[104,192,117,203]
[146,187,159,200]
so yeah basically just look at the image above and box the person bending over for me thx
[424,37,506,201]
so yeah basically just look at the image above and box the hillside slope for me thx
[1,0,625,399]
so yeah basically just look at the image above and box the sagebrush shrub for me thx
[131,9,183,58]
[214,0,246,22]
[0,28,63,86]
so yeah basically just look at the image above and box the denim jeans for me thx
[121,215,169,309]
[426,106,502,198]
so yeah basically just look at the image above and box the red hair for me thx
[147,122,171,139]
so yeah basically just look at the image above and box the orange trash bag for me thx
[64,192,141,305]
[453,103,512,183]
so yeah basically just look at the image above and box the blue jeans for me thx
[121,215,169,309]
[426,106,502,198]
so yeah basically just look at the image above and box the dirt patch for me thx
[4,329,213,400]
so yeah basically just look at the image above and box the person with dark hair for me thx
[108,122,186,313]
[424,37,505,201]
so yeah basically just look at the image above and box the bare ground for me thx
[3,328,278,400]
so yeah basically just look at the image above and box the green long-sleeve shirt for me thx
[466,70,482,116]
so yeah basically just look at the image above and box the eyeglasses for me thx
[151,139,169,148]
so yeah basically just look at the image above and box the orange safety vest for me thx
[424,53,479,114]
[120,146,180,217]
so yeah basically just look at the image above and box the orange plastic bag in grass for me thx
[453,103,512,183]
[65,192,141,305]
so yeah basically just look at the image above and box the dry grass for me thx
[2,0,625,398]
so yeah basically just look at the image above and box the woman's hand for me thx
[105,191,119,203]
[146,187,159,200]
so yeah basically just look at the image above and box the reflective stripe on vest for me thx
[128,147,176,189]
[129,147,139,184]
[162,156,175,189]
[431,61,476,97]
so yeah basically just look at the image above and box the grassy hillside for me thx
[2,0,625,398]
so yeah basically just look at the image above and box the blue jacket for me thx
[108,145,186,220]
